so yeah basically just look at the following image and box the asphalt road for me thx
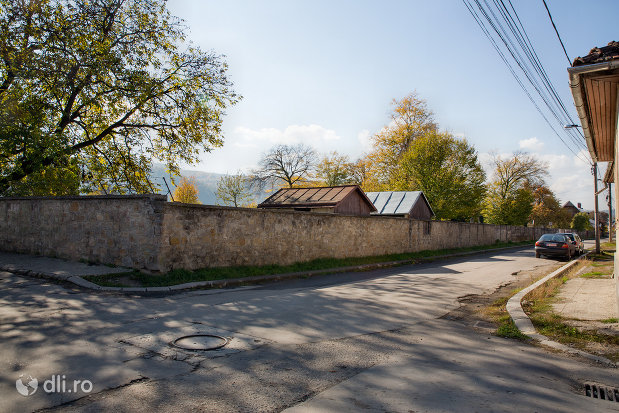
[1,246,617,412]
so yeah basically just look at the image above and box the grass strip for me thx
[85,240,533,288]
[522,243,619,362]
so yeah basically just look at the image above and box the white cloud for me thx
[519,137,544,152]
[357,129,373,152]
[234,124,340,146]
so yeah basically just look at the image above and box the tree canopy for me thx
[173,176,200,204]
[366,93,436,188]
[216,173,252,207]
[0,0,238,196]
[528,184,571,228]
[483,152,548,225]
[315,152,355,187]
[360,93,484,220]
[571,212,592,232]
[393,132,486,221]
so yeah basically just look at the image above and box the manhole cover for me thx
[171,334,229,351]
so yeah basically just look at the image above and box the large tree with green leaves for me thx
[483,152,547,225]
[315,152,354,187]
[0,0,238,196]
[393,131,486,221]
[571,212,593,232]
[367,92,437,188]
[528,184,571,228]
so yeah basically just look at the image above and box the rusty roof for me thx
[573,41,619,66]
[257,185,376,211]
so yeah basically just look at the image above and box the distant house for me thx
[562,201,586,218]
[365,191,434,220]
[257,185,377,216]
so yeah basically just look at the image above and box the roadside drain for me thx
[584,383,619,402]
[172,334,229,351]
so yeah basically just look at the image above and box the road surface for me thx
[1,246,617,412]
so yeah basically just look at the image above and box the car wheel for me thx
[535,251,540,258]
[567,249,572,261]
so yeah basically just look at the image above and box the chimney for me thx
[577,202,582,209]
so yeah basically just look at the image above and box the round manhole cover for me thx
[172,334,229,351]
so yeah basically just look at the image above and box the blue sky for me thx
[167,0,618,210]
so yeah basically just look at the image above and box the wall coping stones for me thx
[0,194,167,201]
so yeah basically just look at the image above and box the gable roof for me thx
[563,201,577,209]
[365,191,434,216]
[563,201,587,213]
[258,185,377,211]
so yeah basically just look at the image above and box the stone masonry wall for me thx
[0,196,565,272]
[0,195,165,270]
[158,203,562,271]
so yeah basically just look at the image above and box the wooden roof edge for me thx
[417,192,435,217]
[603,161,615,183]
[347,186,378,212]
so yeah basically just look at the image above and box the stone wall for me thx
[0,195,165,271]
[159,202,559,271]
[0,195,565,272]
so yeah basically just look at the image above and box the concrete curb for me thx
[506,252,616,367]
[1,244,532,295]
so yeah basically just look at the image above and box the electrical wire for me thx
[541,0,572,66]
[462,0,591,165]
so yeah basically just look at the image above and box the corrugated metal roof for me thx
[259,185,368,208]
[365,191,428,215]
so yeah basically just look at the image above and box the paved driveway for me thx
[1,247,617,412]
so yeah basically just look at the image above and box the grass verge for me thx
[84,240,533,288]
[521,243,619,362]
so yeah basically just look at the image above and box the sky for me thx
[167,0,619,210]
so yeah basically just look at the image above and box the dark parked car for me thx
[535,233,577,260]
[561,232,584,255]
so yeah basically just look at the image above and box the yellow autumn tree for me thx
[173,176,200,204]
[367,92,437,189]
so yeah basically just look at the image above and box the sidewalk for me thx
[552,277,619,335]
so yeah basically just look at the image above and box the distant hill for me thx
[149,164,269,205]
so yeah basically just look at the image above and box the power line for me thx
[541,0,572,66]
[462,0,591,165]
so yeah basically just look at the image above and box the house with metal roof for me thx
[257,185,377,216]
[365,191,434,220]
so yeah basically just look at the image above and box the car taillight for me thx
[561,243,569,248]
[535,241,541,246]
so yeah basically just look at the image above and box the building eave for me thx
[568,61,619,163]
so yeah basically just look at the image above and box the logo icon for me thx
[16,375,38,396]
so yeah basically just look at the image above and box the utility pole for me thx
[608,182,613,242]
[593,163,600,254]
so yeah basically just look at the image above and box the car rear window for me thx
[539,234,567,242]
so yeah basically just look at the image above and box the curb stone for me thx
[2,244,531,295]
[505,252,616,367]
